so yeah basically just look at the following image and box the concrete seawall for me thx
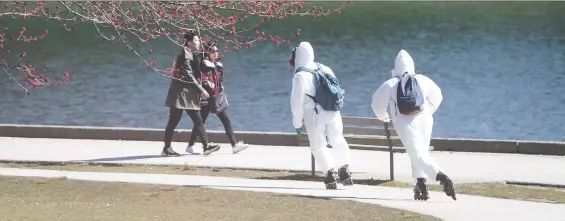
[1,124,564,156]
[0,124,299,146]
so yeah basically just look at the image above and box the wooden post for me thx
[385,122,395,181]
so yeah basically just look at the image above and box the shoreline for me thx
[0,124,564,156]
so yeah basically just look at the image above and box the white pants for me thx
[303,108,352,173]
[394,114,441,179]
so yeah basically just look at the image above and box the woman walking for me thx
[186,42,249,154]
[162,31,220,157]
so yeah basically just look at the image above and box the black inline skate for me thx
[414,178,429,201]
[338,164,354,186]
[324,169,338,190]
[437,172,457,201]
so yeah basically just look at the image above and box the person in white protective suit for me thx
[289,42,353,190]
[371,50,457,201]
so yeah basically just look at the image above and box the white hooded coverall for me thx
[371,50,443,179]
[290,42,352,173]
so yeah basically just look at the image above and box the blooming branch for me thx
[1,1,350,93]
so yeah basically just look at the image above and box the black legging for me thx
[164,108,209,148]
[189,105,236,147]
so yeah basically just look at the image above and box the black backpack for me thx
[395,73,425,115]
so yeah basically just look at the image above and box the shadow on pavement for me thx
[180,184,320,191]
[286,194,418,202]
[254,174,402,187]
[85,155,165,162]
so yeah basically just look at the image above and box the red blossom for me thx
[0,1,348,94]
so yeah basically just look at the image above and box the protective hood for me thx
[294,41,317,72]
[391,50,416,78]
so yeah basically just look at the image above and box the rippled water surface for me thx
[1,2,565,141]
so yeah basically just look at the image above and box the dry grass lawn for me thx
[0,176,437,221]
[2,161,565,204]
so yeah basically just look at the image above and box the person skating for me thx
[371,49,456,201]
[289,41,353,190]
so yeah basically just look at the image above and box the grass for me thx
[2,162,565,204]
[0,176,437,221]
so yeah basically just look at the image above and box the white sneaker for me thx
[186,144,201,155]
[232,141,249,154]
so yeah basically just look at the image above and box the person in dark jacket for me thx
[162,31,220,157]
[186,42,249,154]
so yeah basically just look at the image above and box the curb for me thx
[505,181,565,189]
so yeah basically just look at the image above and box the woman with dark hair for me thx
[186,41,249,154]
[162,31,220,157]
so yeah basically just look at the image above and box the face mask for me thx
[193,40,201,49]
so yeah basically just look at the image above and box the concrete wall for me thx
[0,124,298,146]
[1,124,564,156]
[431,138,519,154]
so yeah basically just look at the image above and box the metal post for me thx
[385,122,394,181]
[311,153,316,176]
[302,124,316,176]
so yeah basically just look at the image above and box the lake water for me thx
[1,2,564,141]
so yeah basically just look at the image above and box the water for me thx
[1,2,565,141]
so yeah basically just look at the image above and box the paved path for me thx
[1,137,565,185]
[1,167,564,221]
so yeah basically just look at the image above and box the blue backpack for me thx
[295,63,345,112]
[395,73,425,115]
